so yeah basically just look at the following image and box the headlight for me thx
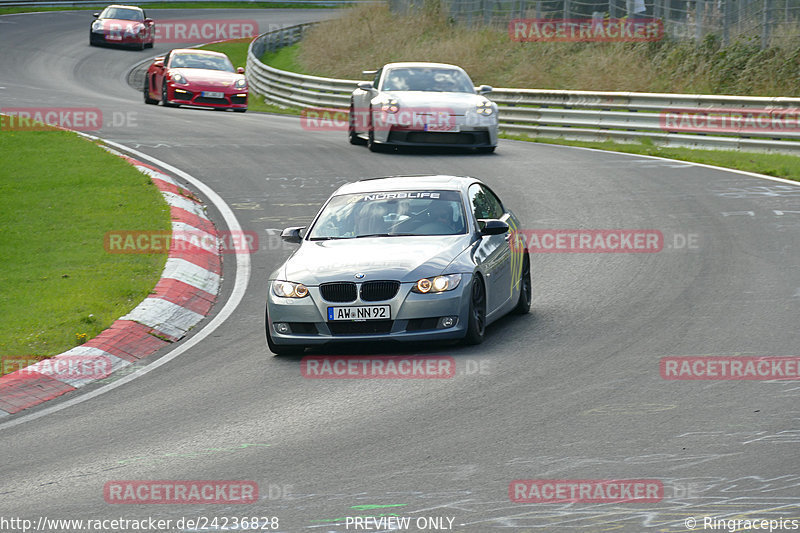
[411,274,462,293]
[381,98,399,113]
[272,280,309,298]
[171,72,188,85]
[476,100,494,116]
[234,78,247,89]
[91,21,103,31]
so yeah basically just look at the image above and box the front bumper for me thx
[90,29,146,47]
[266,274,474,346]
[165,84,248,110]
[371,115,499,148]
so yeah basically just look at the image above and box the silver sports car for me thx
[265,175,530,355]
[348,62,499,152]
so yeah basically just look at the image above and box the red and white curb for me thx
[0,148,221,416]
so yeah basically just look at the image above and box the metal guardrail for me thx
[0,0,369,6]
[246,23,800,154]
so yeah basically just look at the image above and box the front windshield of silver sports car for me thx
[169,53,235,72]
[308,190,468,239]
[381,67,476,93]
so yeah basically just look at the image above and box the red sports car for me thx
[90,5,154,49]
[143,49,248,112]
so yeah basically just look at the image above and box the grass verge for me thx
[0,125,170,370]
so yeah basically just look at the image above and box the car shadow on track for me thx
[265,311,539,361]
[371,146,497,156]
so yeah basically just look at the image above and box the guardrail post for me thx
[695,0,705,42]
[760,0,772,48]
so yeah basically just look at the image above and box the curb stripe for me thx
[121,298,205,341]
[171,206,217,235]
[0,372,77,414]
[152,278,217,316]
[84,320,170,362]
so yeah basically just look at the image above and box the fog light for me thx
[438,316,457,329]
[274,322,290,334]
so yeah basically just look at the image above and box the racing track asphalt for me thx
[1,9,799,532]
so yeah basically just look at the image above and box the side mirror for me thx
[237,67,245,74]
[477,85,493,94]
[281,226,306,244]
[93,12,100,18]
[478,219,508,236]
[144,18,153,24]
[357,81,373,91]
[153,59,164,67]
[362,69,378,75]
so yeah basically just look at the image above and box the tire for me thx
[513,252,531,315]
[161,82,177,107]
[146,41,154,49]
[477,146,496,153]
[265,305,305,356]
[143,77,158,105]
[367,109,383,152]
[463,275,486,345]
[348,104,366,145]
[233,108,247,113]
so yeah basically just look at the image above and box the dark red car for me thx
[143,49,248,112]
[90,5,154,49]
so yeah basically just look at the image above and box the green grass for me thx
[0,126,170,366]
[0,2,338,15]
[501,134,800,182]
[260,43,305,73]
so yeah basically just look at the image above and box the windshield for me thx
[308,190,468,240]
[101,7,143,21]
[381,67,475,93]
[169,53,234,72]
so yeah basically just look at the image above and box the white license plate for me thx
[202,91,224,98]
[424,123,459,132]
[107,34,122,40]
[328,305,390,321]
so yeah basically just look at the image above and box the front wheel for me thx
[161,82,177,107]
[476,146,496,154]
[348,104,366,145]
[143,77,158,105]
[513,253,531,314]
[463,275,486,345]
[366,109,383,152]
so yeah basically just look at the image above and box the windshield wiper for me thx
[354,233,416,238]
